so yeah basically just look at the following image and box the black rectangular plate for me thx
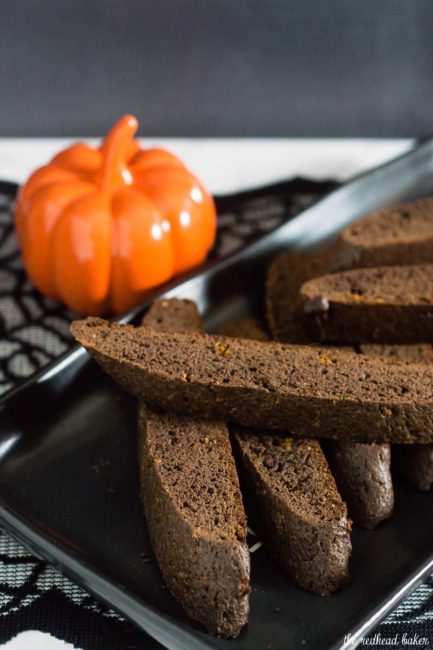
[1,141,433,650]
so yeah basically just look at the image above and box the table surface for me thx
[0,137,429,650]
[0,137,413,191]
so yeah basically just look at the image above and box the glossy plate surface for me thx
[1,142,433,649]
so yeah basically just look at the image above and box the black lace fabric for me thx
[0,185,77,396]
[0,179,330,396]
[0,181,432,649]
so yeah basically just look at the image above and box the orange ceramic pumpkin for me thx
[15,115,217,314]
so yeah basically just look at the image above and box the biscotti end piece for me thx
[71,318,433,444]
[324,441,393,529]
[141,298,202,332]
[138,406,249,637]
[219,318,270,342]
[360,343,433,363]
[360,342,433,495]
[139,299,249,637]
[394,444,433,492]
[266,242,338,342]
[299,264,433,344]
[233,429,351,596]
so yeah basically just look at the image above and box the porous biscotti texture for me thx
[138,408,249,636]
[220,317,351,595]
[324,441,393,529]
[71,318,433,444]
[299,264,433,344]
[138,300,249,638]
[361,342,433,494]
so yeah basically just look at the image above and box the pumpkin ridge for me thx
[50,189,112,313]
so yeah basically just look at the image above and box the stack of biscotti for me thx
[267,247,395,529]
[266,195,433,521]
[220,318,351,596]
[139,305,352,631]
[99,301,351,635]
[71,309,433,636]
[70,195,433,638]
[267,196,433,340]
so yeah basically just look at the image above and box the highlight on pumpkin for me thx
[14,115,217,315]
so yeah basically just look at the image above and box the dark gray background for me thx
[1,0,433,137]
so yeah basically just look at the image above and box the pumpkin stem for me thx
[99,115,138,190]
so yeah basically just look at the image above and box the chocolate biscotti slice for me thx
[337,196,433,269]
[71,318,433,444]
[299,264,433,344]
[360,342,433,494]
[138,409,249,636]
[141,298,204,333]
[233,430,351,596]
[324,441,393,529]
[266,241,340,343]
[138,300,249,638]
[220,317,351,595]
